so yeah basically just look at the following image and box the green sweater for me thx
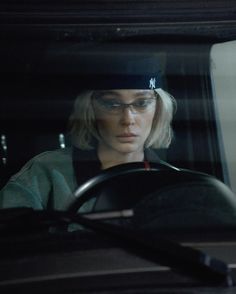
[0,148,95,212]
[0,147,168,212]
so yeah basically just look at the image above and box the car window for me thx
[0,42,226,177]
[0,39,236,226]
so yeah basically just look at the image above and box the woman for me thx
[0,81,176,212]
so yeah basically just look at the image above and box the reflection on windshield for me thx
[0,42,236,232]
[210,40,236,194]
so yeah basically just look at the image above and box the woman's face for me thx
[93,89,157,154]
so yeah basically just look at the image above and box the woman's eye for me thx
[102,100,120,108]
[134,99,151,107]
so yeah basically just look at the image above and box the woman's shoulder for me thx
[11,147,73,181]
[32,147,72,162]
[0,148,76,210]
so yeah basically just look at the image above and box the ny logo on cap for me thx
[149,77,156,89]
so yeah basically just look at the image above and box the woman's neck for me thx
[97,146,144,170]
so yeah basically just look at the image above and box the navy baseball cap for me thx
[75,73,161,90]
[35,43,164,90]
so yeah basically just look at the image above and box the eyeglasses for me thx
[94,97,157,115]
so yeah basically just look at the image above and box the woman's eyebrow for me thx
[134,91,154,97]
[99,91,120,96]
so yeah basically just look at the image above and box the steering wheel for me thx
[68,162,236,229]
[68,162,177,213]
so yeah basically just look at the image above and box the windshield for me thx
[1,40,236,222]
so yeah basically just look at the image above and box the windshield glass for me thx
[0,39,236,235]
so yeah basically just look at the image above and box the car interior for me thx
[1,1,236,293]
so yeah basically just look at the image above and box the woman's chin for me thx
[114,142,141,154]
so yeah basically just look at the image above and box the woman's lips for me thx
[116,133,138,141]
[117,133,137,138]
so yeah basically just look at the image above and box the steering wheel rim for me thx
[67,162,236,229]
[69,162,178,213]
[68,161,205,214]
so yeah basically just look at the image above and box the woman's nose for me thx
[120,106,136,125]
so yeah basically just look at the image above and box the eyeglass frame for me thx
[92,90,159,115]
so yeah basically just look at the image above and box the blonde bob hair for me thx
[69,89,176,150]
